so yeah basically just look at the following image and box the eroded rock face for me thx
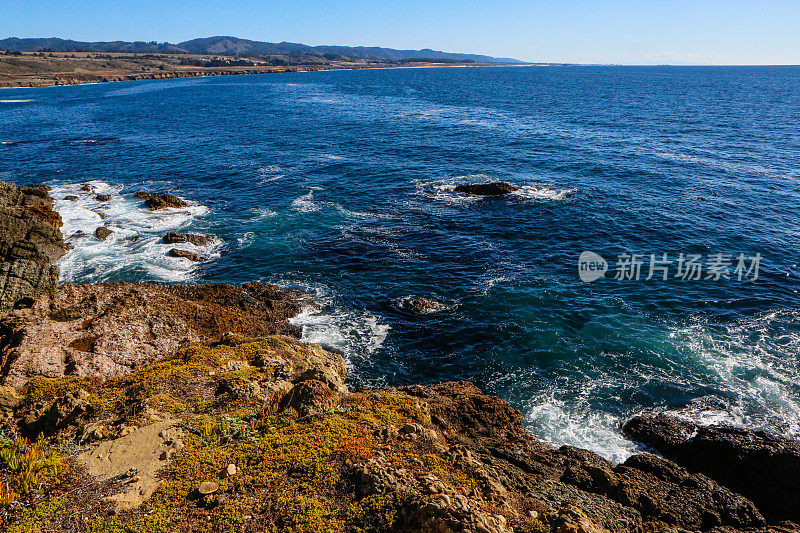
[0,181,66,314]
[393,382,766,532]
[624,413,800,523]
[0,281,302,387]
[454,182,520,196]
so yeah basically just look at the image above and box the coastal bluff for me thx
[0,181,797,532]
[0,182,65,315]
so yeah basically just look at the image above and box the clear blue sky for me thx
[2,0,799,65]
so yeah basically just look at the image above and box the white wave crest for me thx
[287,284,390,372]
[665,309,800,437]
[291,187,323,212]
[417,176,577,205]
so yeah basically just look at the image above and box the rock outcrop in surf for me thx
[454,182,520,196]
[624,413,800,523]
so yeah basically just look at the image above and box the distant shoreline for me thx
[0,52,556,89]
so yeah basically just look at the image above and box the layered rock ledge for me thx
[0,181,65,314]
[0,182,797,532]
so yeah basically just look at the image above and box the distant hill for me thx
[0,36,522,64]
[0,37,185,54]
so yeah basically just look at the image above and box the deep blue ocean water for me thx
[2,66,799,461]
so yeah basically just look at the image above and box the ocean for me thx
[2,65,799,462]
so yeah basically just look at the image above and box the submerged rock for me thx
[454,182,520,196]
[391,295,446,314]
[144,193,188,210]
[624,413,800,523]
[163,232,213,246]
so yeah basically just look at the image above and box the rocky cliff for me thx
[0,181,66,315]
[0,182,797,533]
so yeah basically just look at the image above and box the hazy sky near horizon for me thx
[2,0,799,65]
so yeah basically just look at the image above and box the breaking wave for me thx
[50,180,220,283]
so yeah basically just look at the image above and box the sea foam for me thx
[50,180,220,283]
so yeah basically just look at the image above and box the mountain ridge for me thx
[0,35,524,63]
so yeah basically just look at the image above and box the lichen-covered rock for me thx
[0,282,302,387]
[280,379,339,416]
[247,334,348,391]
[0,181,65,314]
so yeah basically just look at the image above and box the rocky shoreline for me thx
[0,180,798,532]
[0,60,525,89]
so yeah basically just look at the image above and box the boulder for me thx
[168,248,208,262]
[25,388,92,437]
[64,195,79,201]
[454,182,520,196]
[95,194,111,202]
[95,227,114,241]
[133,191,154,199]
[163,232,213,247]
[279,379,339,416]
[624,413,800,522]
[144,194,188,210]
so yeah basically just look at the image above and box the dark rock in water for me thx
[163,232,213,247]
[392,296,445,314]
[95,227,113,241]
[95,194,111,202]
[0,181,66,314]
[80,184,95,192]
[168,248,207,262]
[624,413,800,522]
[64,195,79,201]
[144,193,188,210]
[623,413,695,454]
[133,191,154,199]
[454,182,520,196]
